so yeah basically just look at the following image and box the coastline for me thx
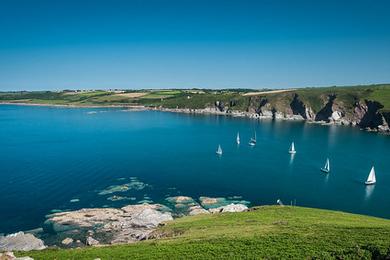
[0,102,147,109]
[1,102,388,134]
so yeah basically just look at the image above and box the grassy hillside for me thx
[18,206,390,259]
[1,85,390,113]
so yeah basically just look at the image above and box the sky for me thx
[0,0,390,90]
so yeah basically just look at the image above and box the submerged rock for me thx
[107,195,133,202]
[199,197,221,207]
[44,204,173,246]
[165,196,202,216]
[0,232,46,252]
[137,200,153,204]
[98,179,150,195]
[165,196,194,204]
[209,203,248,213]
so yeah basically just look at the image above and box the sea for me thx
[0,104,389,233]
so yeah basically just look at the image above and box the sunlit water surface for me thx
[0,105,389,233]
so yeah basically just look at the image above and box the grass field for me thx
[17,206,390,259]
[1,84,390,113]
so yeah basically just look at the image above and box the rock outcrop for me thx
[188,206,209,216]
[290,94,310,120]
[208,204,248,213]
[0,232,46,252]
[214,101,225,112]
[61,237,73,245]
[358,100,389,131]
[86,237,99,246]
[43,204,173,245]
[0,251,33,260]
[315,94,336,122]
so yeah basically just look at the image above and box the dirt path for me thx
[243,89,295,96]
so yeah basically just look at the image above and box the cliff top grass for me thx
[18,206,390,259]
[1,84,390,112]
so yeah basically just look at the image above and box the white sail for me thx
[236,132,240,144]
[321,158,330,173]
[216,145,223,155]
[325,158,330,171]
[289,142,296,154]
[249,131,256,146]
[365,166,376,184]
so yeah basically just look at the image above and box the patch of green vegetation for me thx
[262,92,294,113]
[18,206,390,259]
[368,86,390,112]
[142,92,249,111]
[1,84,390,113]
[140,90,182,99]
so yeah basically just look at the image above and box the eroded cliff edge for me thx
[163,90,390,134]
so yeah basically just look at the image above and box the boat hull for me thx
[288,151,296,154]
[365,181,376,185]
[320,168,329,173]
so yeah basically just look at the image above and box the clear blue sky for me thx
[0,0,390,90]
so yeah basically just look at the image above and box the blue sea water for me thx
[0,104,390,233]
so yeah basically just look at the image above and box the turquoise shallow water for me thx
[0,105,390,233]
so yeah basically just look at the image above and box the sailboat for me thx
[288,142,296,154]
[249,131,256,146]
[320,158,330,173]
[365,166,376,185]
[236,132,240,145]
[216,145,223,155]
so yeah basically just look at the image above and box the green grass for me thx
[140,90,182,99]
[368,86,390,112]
[17,206,390,259]
[1,84,390,113]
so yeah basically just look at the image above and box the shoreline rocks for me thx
[0,251,34,260]
[86,237,99,246]
[158,98,390,134]
[209,203,248,213]
[61,237,73,246]
[0,232,46,252]
[7,196,250,251]
[43,204,173,246]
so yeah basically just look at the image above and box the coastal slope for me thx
[18,206,390,259]
[1,84,390,133]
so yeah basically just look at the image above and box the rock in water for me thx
[0,232,46,251]
[208,204,248,213]
[165,196,194,204]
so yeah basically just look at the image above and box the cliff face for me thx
[314,94,337,122]
[290,94,310,119]
[213,93,390,134]
[358,101,386,129]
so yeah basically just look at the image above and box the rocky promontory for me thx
[159,88,390,134]
[43,204,173,246]
[1,195,249,251]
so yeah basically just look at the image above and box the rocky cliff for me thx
[208,91,390,134]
